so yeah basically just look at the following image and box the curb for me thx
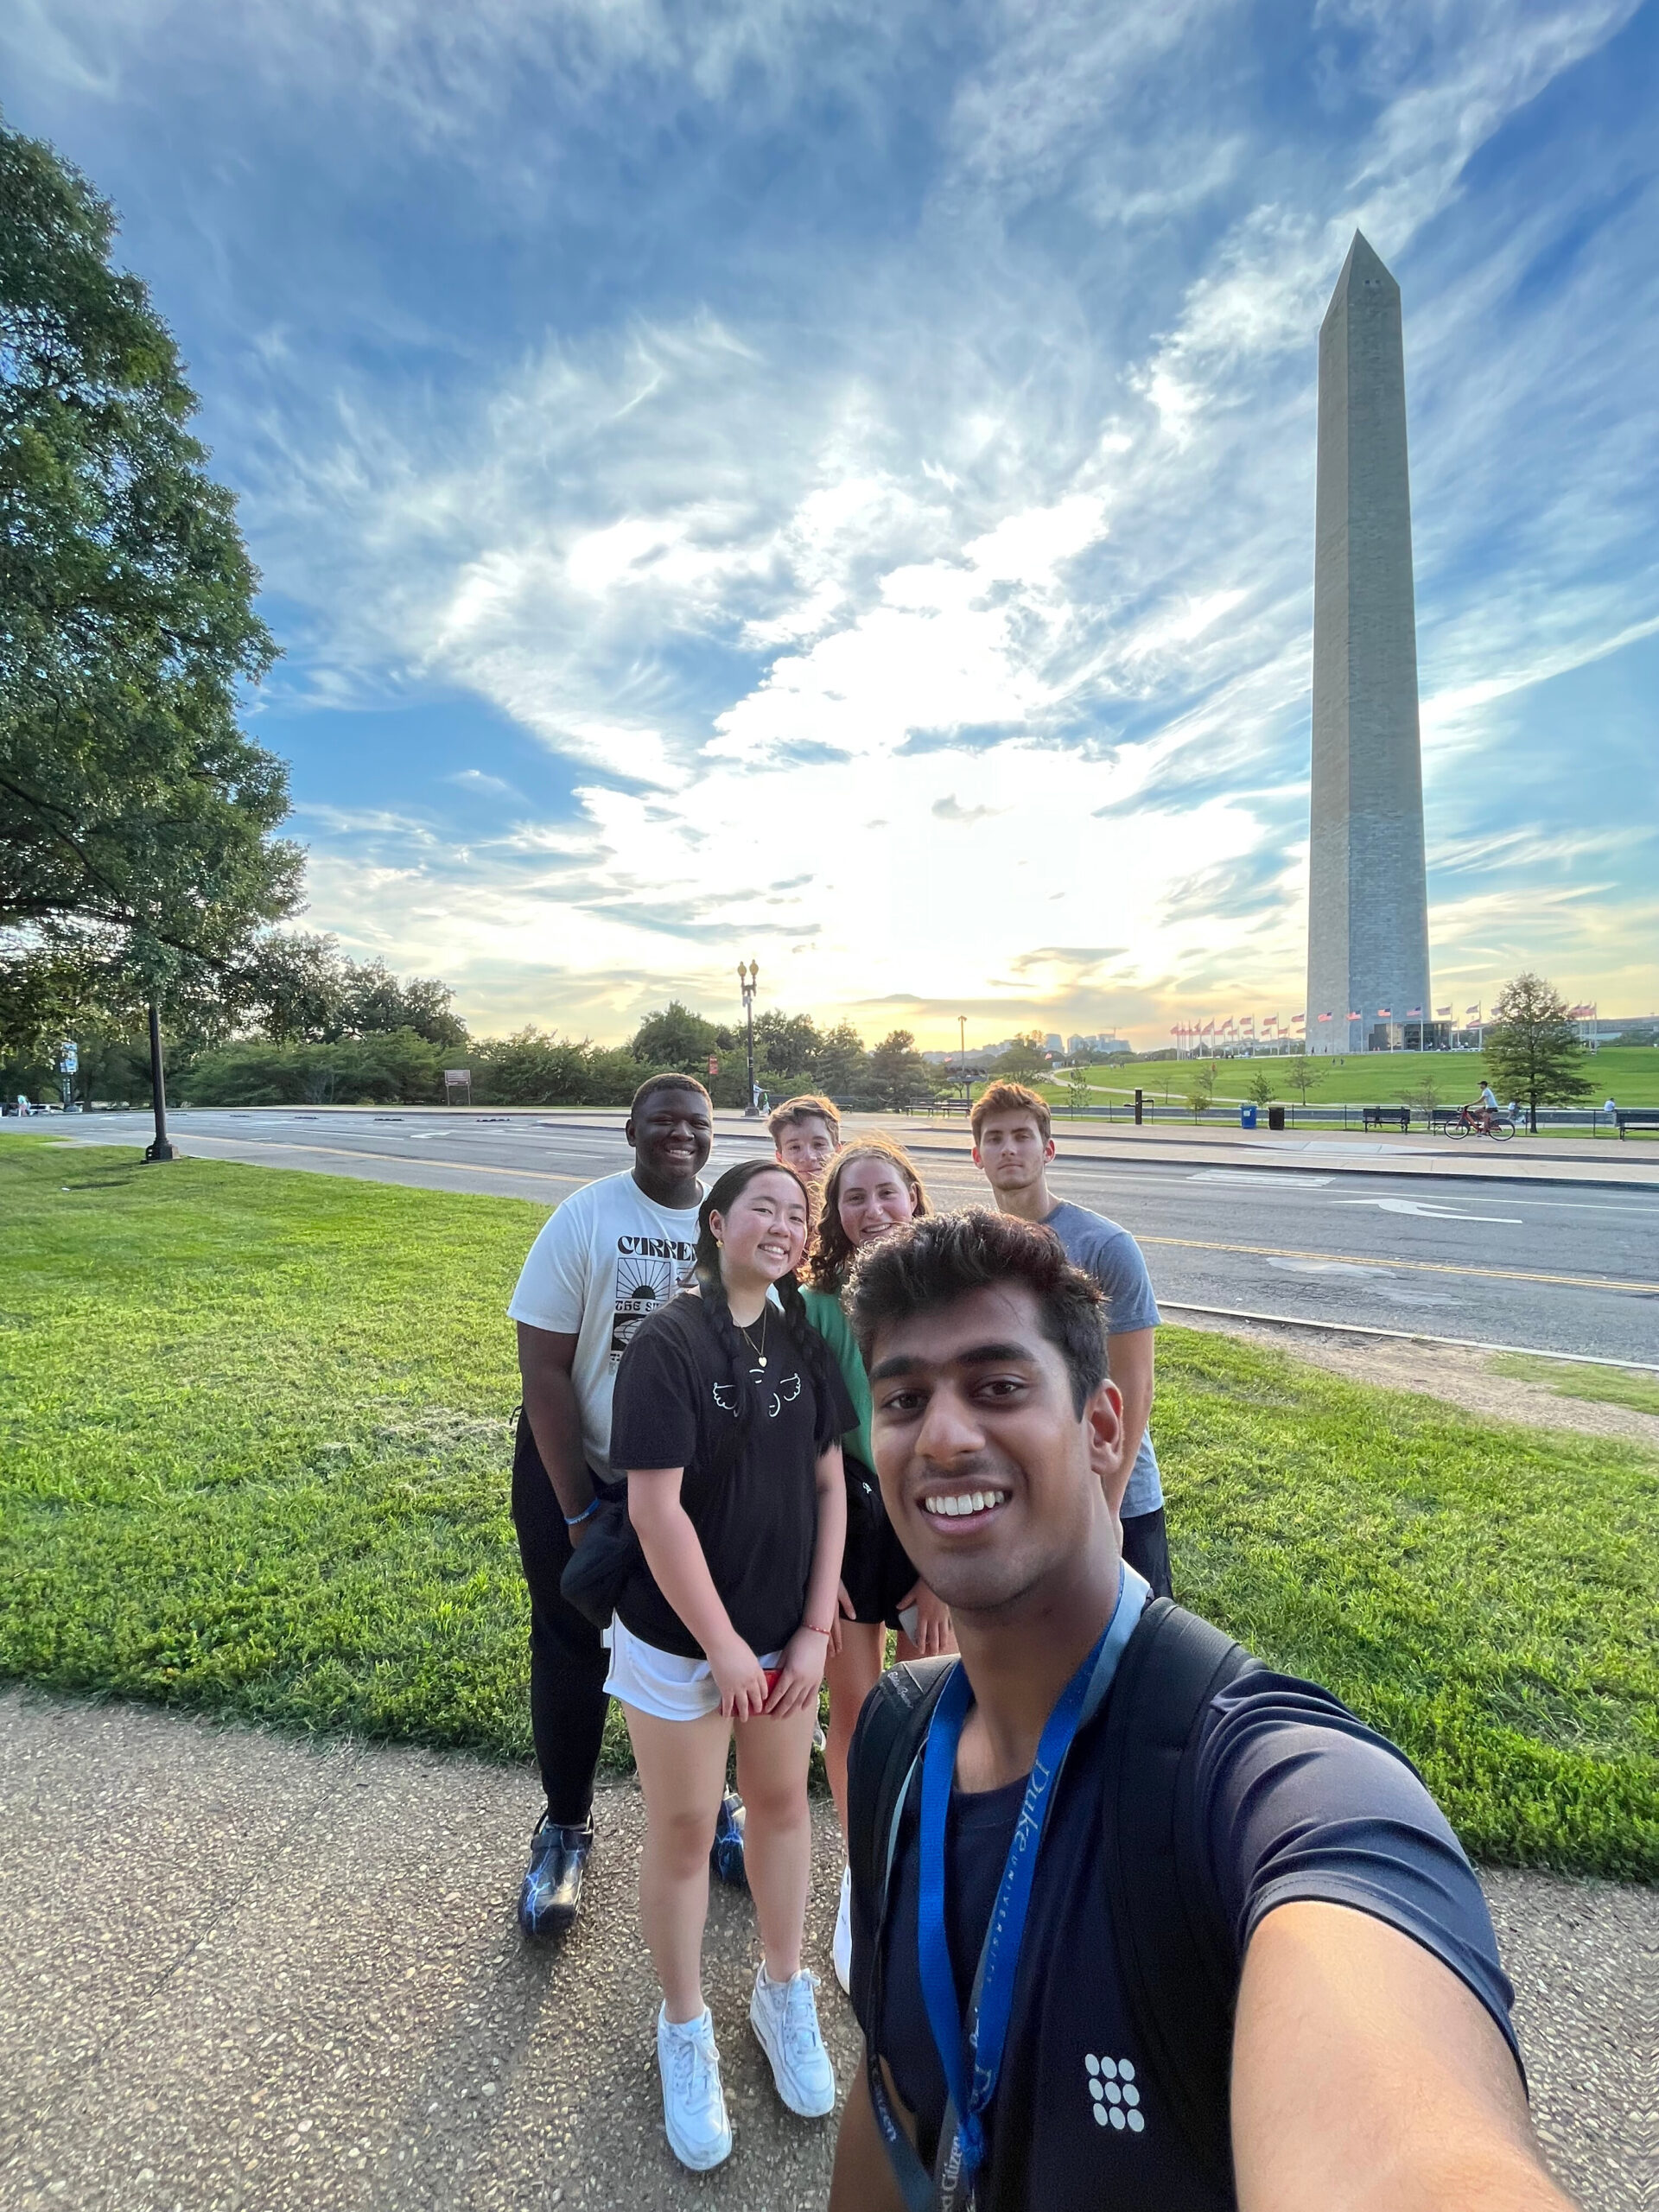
[1160,1302,1659,1373]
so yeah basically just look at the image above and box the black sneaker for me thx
[709,1791,747,1886]
[518,1815,594,1937]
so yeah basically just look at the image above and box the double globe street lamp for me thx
[738,960,760,1117]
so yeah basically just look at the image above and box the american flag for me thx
[1348,1011,1360,1021]
[1466,1004,1481,1019]
[1316,1012,1332,1022]
[1436,1006,1452,1018]
[1377,1007,1392,1018]
[1406,1007,1422,1018]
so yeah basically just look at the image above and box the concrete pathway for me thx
[2,1691,1649,2211]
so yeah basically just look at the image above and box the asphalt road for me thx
[45,1109,1659,1367]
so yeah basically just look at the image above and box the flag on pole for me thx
[1465,1004,1480,1019]
[1376,1007,1392,1018]
[1292,1012,1305,1025]
[1316,1011,1332,1022]
[1406,1007,1422,1019]
[1436,1006,1452,1018]
[1348,1010,1360,1021]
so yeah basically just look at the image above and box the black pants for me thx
[510,1412,618,1829]
[1120,1506,1173,1600]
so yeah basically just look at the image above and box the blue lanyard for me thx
[916,1566,1147,2206]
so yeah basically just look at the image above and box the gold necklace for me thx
[735,1306,769,1369]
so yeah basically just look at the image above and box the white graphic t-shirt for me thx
[507,1170,702,1481]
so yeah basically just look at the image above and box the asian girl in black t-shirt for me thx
[607,1158,849,2173]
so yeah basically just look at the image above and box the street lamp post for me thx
[957,1014,968,1109]
[738,961,760,1116]
[144,1000,175,1162]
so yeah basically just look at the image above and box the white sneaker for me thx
[657,2005,732,2171]
[750,1965,836,2118]
[832,1865,853,1995]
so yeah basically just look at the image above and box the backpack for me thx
[846,1598,1262,2209]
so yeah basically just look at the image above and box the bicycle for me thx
[1446,1107,1516,1141]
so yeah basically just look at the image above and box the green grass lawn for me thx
[1489,1355,1659,1419]
[1039,1042,1659,1113]
[2,1138,1654,1878]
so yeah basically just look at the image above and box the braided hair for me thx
[693,1158,833,1446]
[802,1135,932,1293]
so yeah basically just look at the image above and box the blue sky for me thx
[6,0,1656,1046]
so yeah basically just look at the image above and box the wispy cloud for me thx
[3,0,1653,1036]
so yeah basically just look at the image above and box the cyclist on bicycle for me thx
[1469,1082,1499,1134]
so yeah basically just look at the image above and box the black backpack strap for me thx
[848,1656,957,1931]
[1102,1599,1262,2202]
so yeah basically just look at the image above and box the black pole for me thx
[145,1000,175,1162]
[744,993,757,1116]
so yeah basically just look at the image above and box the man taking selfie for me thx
[830,1210,1571,2212]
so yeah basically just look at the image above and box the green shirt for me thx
[801,1282,874,1471]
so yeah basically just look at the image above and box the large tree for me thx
[1483,973,1592,1134]
[753,1009,821,1085]
[236,931,467,1048]
[868,1028,932,1110]
[631,999,720,1071]
[0,121,301,1000]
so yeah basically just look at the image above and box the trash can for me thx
[1268,1104,1286,1132]
[1240,1104,1257,1130]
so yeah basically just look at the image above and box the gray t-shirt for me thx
[1044,1200,1163,1518]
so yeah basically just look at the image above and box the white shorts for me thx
[604,1614,783,1723]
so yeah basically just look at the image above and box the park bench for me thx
[1362,1105,1411,1131]
[1614,1109,1659,1140]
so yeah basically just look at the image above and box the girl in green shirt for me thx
[800,1135,954,1993]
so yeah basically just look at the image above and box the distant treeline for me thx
[3,930,1154,1111]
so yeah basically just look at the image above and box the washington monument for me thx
[1306,231,1430,1054]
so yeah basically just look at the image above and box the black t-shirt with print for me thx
[609,1292,854,1660]
[851,1669,1521,2212]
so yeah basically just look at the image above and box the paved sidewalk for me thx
[2,1690,1650,2211]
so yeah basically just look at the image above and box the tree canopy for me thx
[1483,973,1592,1132]
[238,931,467,1048]
[0,119,300,994]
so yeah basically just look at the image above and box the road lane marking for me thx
[1136,1234,1659,1295]
[1189,1171,1335,1187]
[165,1136,588,1185]
[1332,1197,1522,1223]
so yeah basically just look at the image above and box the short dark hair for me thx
[848,1208,1107,1414]
[970,1080,1051,1144]
[768,1092,842,1147]
[630,1073,712,1117]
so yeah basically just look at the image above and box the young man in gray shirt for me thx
[970,1081,1171,1597]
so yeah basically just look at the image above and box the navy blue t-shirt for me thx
[851,1669,1519,2210]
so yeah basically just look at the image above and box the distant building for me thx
[1066,1032,1131,1057]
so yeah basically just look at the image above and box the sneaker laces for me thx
[779,1971,823,2065]
[671,2020,719,2105]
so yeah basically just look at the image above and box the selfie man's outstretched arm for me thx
[1233,1901,1575,2212]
